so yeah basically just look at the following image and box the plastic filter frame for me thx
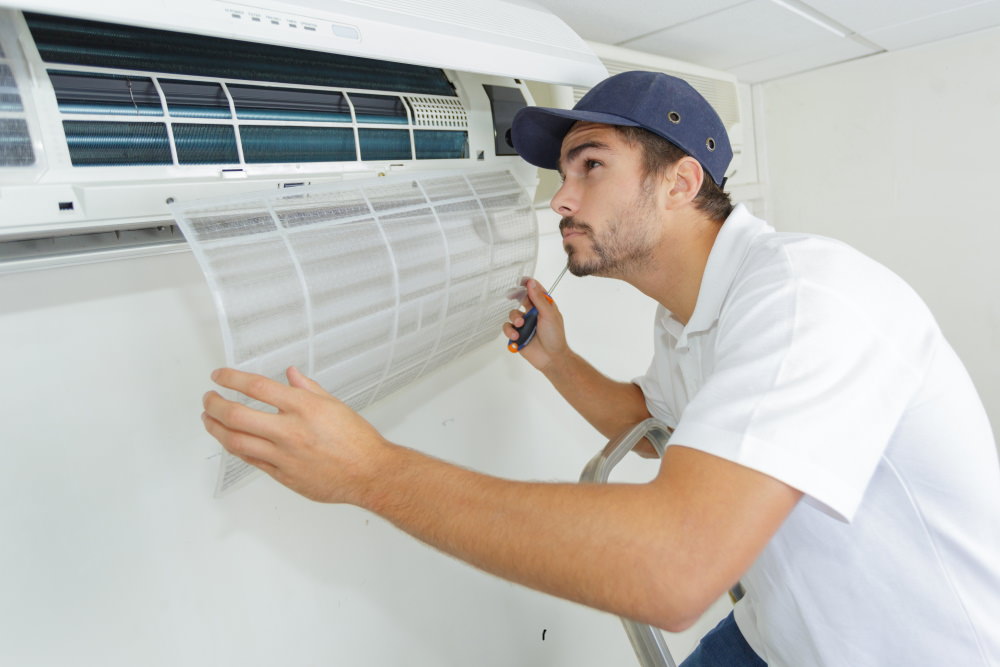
[170,169,538,494]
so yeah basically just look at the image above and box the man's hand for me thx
[201,366,387,504]
[503,278,569,371]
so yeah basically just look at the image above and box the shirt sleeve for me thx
[670,251,930,522]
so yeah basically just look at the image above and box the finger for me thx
[502,321,519,339]
[201,411,281,466]
[507,309,525,327]
[236,453,279,476]
[286,366,327,396]
[525,278,550,308]
[526,279,558,313]
[211,367,297,411]
[514,275,541,310]
[202,390,286,442]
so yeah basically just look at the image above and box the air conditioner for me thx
[575,41,743,181]
[0,0,607,271]
[0,0,609,494]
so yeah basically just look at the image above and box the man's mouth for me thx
[560,219,590,240]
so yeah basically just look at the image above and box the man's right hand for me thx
[503,277,569,371]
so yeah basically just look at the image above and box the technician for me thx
[201,71,1000,666]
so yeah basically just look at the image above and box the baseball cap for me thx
[510,70,732,186]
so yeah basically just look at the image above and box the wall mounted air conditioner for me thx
[0,0,606,270]
[574,41,743,181]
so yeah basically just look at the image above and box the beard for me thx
[560,187,659,278]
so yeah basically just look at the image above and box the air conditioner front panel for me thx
[0,8,549,254]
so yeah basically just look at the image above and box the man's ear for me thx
[665,157,704,207]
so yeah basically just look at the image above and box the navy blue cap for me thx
[511,71,732,186]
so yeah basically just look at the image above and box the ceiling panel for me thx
[520,0,747,46]
[527,0,1000,83]
[730,37,878,82]
[620,0,844,70]
[802,0,990,33]
[861,1,1000,50]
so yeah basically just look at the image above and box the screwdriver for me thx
[507,262,569,353]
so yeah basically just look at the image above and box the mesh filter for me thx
[0,49,36,167]
[171,170,537,495]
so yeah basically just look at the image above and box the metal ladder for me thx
[579,417,679,667]
[580,418,746,666]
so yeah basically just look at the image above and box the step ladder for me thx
[579,418,747,667]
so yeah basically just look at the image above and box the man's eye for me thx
[585,159,601,170]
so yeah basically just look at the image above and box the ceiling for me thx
[528,0,1000,83]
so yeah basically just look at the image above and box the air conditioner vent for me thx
[406,96,469,128]
[21,13,474,170]
[25,12,457,96]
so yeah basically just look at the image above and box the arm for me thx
[202,367,802,631]
[504,278,651,440]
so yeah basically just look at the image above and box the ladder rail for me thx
[579,418,677,667]
[580,417,746,666]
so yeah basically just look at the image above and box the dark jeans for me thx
[679,612,767,666]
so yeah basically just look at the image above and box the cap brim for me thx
[511,106,641,170]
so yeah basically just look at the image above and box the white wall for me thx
[0,218,727,665]
[758,26,1000,439]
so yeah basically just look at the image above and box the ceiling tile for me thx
[730,37,879,82]
[860,1,1000,50]
[800,0,989,34]
[524,0,748,46]
[522,0,1000,84]
[620,0,848,69]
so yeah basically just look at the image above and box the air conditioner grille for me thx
[406,96,469,128]
[25,12,456,97]
[0,60,35,166]
[28,11,476,168]
[0,118,34,166]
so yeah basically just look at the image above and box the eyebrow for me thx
[558,140,611,176]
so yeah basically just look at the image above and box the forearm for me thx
[203,367,798,633]
[506,279,651,439]
[360,441,697,630]
[542,349,651,440]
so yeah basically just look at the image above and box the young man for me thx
[202,71,1000,665]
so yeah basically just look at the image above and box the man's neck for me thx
[626,210,722,326]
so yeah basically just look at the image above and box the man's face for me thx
[552,123,661,279]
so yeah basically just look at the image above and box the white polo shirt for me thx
[636,204,1000,666]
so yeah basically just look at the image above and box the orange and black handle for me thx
[507,307,539,353]
[507,292,555,353]
[507,263,568,354]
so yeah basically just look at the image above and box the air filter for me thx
[171,170,537,494]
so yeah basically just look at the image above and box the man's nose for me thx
[550,179,578,217]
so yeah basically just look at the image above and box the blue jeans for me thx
[679,612,766,666]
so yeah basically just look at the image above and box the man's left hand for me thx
[201,366,387,504]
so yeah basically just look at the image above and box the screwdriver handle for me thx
[507,291,554,353]
[507,306,539,353]
[508,264,567,354]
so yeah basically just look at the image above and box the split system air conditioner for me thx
[0,0,607,270]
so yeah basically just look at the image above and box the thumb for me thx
[286,366,326,395]
[527,278,558,314]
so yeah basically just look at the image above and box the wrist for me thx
[350,437,401,512]
[540,346,578,383]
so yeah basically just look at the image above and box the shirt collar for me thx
[661,203,773,347]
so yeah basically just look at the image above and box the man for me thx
[202,71,1000,665]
